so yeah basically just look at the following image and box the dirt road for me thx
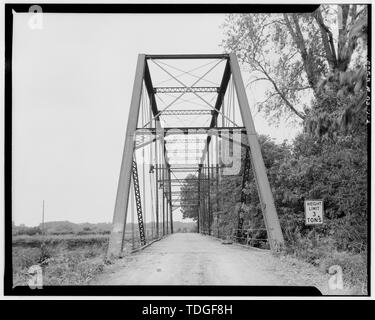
[92,233,330,292]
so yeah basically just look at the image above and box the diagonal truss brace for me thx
[132,160,146,246]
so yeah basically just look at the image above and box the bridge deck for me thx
[92,233,328,288]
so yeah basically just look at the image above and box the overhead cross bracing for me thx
[107,53,285,257]
[158,110,214,116]
[153,87,220,94]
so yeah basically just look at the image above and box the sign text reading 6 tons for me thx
[305,200,323,225]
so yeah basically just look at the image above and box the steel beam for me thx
[210,60,232,128]
[198,164,202,233]
[172,205,198,208]
[144,60,160,119]
[167,155,203,159]
[155,164,159,237]
[160,110,214,116]
[169,150,205,155]
[207,152,211,235]
[216,164,220,216]
[229,53,284,250]
[136,127,246,134]
[154,87,219,94]
[167,164,173,234]
[108,54,146,256]
[157,178,208,182]
[146,54,229,60]
[132,160,146,246]
[162,164,165,235]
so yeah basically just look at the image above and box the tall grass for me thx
[12,234,112,286]
[280,233,368,295]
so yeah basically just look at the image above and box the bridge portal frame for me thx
[107,53,284,257]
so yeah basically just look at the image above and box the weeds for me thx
[12,235,110,286]
[279,233,368,295]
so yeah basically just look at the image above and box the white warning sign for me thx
[305,200,323,225]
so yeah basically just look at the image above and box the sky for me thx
[12,12,302,226]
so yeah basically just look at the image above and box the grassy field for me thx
[12,234,141,286]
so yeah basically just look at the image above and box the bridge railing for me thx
[232,228,269,249]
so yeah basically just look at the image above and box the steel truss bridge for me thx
[108,53,284,256]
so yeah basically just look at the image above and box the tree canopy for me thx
[221,4,368,128]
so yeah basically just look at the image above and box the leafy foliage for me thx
[221,4,368,128]
[221,13,312,121]
[180,174,200,221]
[218,5,368,257]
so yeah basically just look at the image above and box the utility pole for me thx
[42,200,45,235]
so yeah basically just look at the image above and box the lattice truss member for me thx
[107,54,284,256]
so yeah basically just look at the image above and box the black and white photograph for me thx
[3,2,371,299]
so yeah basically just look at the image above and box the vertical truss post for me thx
[197,165,202,233]
[203,165,206,234]
[216,163,219,237]
[169,203,173,233]
[229,53,284,251]
[241,148,251,203]
[221,93,225,127]
[216,136,221,239]
[108,54,146,256]
[207,165,211,235]
[220,165,224,222]
[155,164,159,238]
[205,165,208,234]
[236,147,250,241]
[162,164,165,236]
[165,168,169,235]
[216,164,220,211]
[203,166,207,234]
[166,183,169,234]
[168,165,173,234]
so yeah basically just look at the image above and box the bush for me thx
[14,226,42,236]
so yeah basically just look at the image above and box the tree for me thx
[307,5,368,136]
[180,174,200,221]
[221,4,368,127]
